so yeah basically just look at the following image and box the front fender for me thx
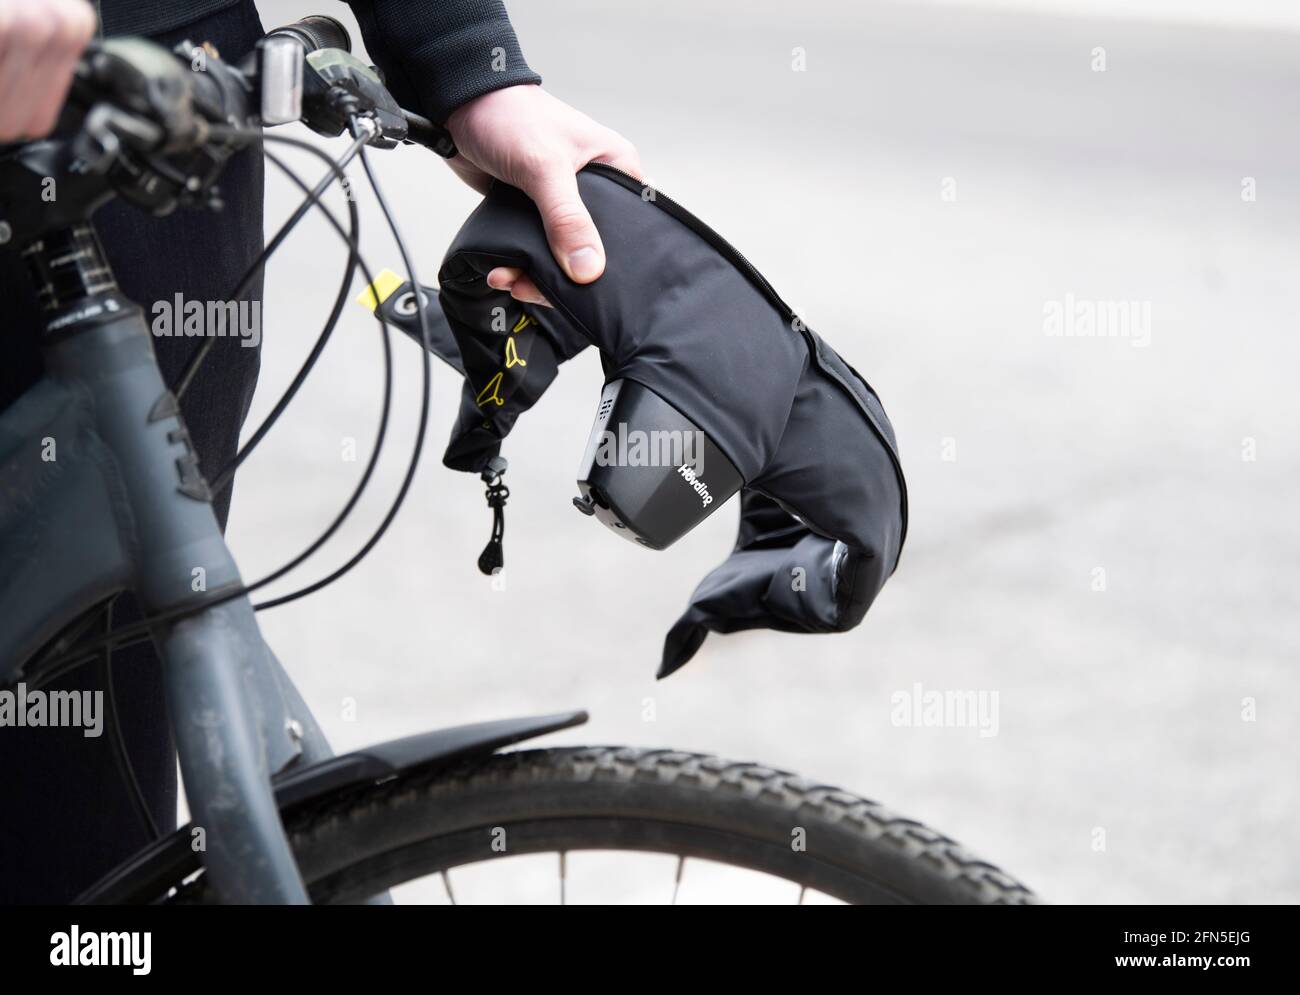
[76,710,589,904]
[271,710,588,807]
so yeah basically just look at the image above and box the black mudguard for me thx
[75,710,588,904]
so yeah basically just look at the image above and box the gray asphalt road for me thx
[225,0,1300,902]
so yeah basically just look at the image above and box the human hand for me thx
[446,84,641,307]
[0,0,96,142]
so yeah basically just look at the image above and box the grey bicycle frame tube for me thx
[0,275,330,903]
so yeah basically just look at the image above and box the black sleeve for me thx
[342,1,542,124]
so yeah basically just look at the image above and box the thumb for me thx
[521,166,605,284]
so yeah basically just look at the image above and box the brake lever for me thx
[295,48,408,148]
[75,103,165,173]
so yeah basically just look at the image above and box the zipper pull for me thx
[477,456,509,576]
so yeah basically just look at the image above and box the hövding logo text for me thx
[677,463,713,508]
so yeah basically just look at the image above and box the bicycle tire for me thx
[175,747,1037,905]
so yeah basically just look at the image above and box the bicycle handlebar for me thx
[264,15,455,155]
[266,14,351,54]
[0,14,456,251]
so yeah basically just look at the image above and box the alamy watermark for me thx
[0,683,103,738]
[50,927,151,975]
[1043,293,1150,348]
[151,293,261,348]
[593,422,705,472]
[890,682,1000,738]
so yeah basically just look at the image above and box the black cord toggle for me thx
[477,456,509,575]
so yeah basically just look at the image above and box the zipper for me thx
[584,161,910,564]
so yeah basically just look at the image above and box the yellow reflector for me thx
[355,268,405,311]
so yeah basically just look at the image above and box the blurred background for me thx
[221,0,1300,902]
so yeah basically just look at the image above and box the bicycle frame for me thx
[1,217,589,904]
[0,21,589,906]
[0,221,332,901]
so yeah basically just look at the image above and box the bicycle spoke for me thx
[442,871,457,906]
[356,848,859,905]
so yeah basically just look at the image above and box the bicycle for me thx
[0,15,1036,905]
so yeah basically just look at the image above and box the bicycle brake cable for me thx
[171,129,369,399]
[232,149,394,593]
[169,127,409,599]
[27,123,438,680]
[207,149,364,498]
[22,132,384,687]
[250,120,435,611]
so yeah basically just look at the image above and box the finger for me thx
[0,35,14,140]
[519,164,605,284]
[486,266,523,292]
[486,267,551,308]
[21,2,95,138]
[21,45,79,139]
[507,274,551,307]
[0,26,50,140]
[591,139,643,181]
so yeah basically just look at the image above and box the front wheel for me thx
[178,747,1037,904]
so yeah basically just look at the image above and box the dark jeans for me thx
[0,1,265,903]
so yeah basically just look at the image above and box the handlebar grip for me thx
[266,15,351,54]
[402,109,458,158]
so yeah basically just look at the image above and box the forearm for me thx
[342,0,540,123]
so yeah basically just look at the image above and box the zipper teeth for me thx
[585,161,910,565]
